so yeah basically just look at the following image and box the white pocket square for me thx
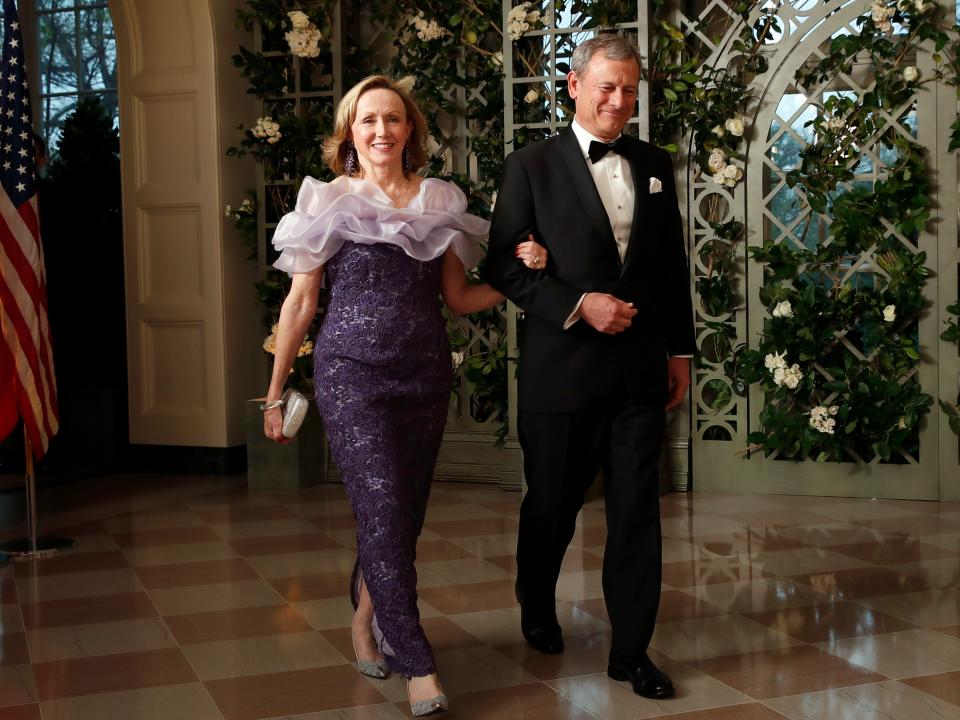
[649,177,663,194]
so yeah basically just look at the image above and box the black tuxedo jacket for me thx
[483,128,696,413]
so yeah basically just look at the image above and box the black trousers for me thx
[516,399,665,660]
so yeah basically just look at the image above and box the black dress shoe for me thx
[516,581,564,654]
[607,655,675,698]
[520,610,563,655]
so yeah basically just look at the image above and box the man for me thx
[483,33,695,699]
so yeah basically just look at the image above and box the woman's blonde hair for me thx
[322,75,429,177]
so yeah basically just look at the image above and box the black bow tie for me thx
[588,137,627,163]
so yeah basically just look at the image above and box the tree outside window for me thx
[30,0,117,155]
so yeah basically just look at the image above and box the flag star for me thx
[17,147,27,157]
[16,164,25,175]
[7,91,15,100]
[11,22,19,30]
[5,109,13,118]
[3,127,11,135]
[18,130,26,140]
[16,182,25,192]
[7,74,15,82]
[3,144,10,152]
[20,113,28,123]
[9,38,18,48]
[2,162,9,170]
[9,57,17,66]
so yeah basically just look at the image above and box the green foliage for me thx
[729,0,957,458]
[225,1,339,394]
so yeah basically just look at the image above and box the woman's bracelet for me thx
[259,399,285,411]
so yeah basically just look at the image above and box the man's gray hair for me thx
[570,33,643,77]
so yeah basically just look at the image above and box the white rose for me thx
[826,115,846,131]
[725,115,745,137]
[451,351,465,370]
[298,338,314,357]
[829,405,839,415]
[898,416,907,429]
[883,304,896,322]
[772,300,793,318]
[871,2,895,21]
[711,125,725,138]
[764,351,787,371]
[491,51,503,67]
[524,88,539,104]
[707,148,726,173]
[903,66,919,82]
[721,163,743,186]
[288,10,311,29]
[783,365,802,389]
[224,205,233,217]
[286,27,322,57]
[712,172,727,185]
[773,367,786,386]
[262,330,277,354]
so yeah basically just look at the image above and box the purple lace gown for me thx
[272,176,488,678]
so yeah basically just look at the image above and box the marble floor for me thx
[0,476,959,719]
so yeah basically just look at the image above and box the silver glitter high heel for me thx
[408,680,448,716]
[352,638,389,679]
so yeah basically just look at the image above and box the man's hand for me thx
[578,292,637,334]
[665,356,691,411]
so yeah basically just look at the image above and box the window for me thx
[30,0,117,152]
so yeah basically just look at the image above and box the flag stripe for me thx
[0,296,51,453]
[0,248,55,440]
[3,198,58,428]
[22,199,58,415]
[0,231,56,438]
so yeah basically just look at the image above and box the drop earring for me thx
[344,141,359,175]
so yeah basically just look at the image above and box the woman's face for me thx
[349,88,412,175]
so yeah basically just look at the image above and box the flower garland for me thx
[226,1,338,394]
[731,0,960,460]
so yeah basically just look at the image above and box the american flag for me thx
[0,0,58,458]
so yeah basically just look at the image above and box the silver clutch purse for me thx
[281,388,309,438]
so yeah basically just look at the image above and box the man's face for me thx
[568,55,640,142]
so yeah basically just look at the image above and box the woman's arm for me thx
[263,265,324,443]
[441,236,548,316]
[440,249,504,316]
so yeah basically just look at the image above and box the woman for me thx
[262,74,547,716]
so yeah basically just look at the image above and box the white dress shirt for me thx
[563,118,634,329]
[570,118,635,262]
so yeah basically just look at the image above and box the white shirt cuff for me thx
[563,294,587,330]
